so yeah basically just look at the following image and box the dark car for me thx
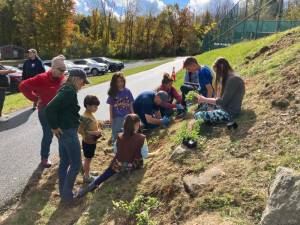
[90,57,124,72]
[1,65,22,92]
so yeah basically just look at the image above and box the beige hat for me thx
[51,55,66,71]
[28,49,37,54]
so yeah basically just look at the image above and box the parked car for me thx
[72,59,108,76]
[64,60,90,75]
[43,60,89,74]
[17,63,50,72]
[90,57,124,72]
[1,65,22,92]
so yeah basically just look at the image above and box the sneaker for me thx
[83,175,94,183]
[76,182,97,198]
[41,158,52,168]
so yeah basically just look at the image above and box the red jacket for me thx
[158,84,182,109]
[19,70,65,109]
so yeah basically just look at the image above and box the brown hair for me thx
[84,95,100,108]
[123,114,141,138]
[162,73,173,84]
[108,72,126,99]
[183,57,199,68]
[213,57,234,96]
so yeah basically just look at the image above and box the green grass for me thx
[3,59,172,114]
[173,26,300,90]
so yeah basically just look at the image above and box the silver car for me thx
[72,59,108,76]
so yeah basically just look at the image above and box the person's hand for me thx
[88,130,102,137]
[197,95,206,103]
[161,116,170,127]
[7,69,16,74]
[52,128,63,138]
[176,104,184,110]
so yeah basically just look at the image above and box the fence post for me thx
[242,0,249,39]
[255,0,262,39]
[276,0,283,32]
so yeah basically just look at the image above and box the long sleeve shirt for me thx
[19,71,65,109]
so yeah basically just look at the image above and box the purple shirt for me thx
[107,88,134,118]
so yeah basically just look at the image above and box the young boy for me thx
[181,57,214,111]
[78,95,101,183]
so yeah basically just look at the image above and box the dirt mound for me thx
[245,31,300,63]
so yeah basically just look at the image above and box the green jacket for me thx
[46,84,80,129]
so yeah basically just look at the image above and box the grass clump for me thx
[113,195,160,225]
[197,193,236,211]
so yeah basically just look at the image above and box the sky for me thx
[74,0,233,16]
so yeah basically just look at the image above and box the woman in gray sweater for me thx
[194,57,245,123]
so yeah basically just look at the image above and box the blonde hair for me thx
[65,76,82,92]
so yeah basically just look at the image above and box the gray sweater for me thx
[216,75,245,118]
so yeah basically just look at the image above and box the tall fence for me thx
[202,0,300,51]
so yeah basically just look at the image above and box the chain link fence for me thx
[202,0,300,51]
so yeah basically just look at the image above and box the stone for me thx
[260,167,300,225]
[170,145,190,161]
[183,165,225,197]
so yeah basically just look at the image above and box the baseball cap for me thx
[68,69,90,84]
[27,49,37,54]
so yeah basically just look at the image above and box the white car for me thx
[64,60,90,75]
[72,59,108,76]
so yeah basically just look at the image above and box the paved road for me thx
[124,58,171,70]
[0,57,186,208]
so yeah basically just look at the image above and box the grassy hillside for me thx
[0,27,299,225]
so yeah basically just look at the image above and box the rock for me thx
[260,167,300,225]
[170,145,190,161]
[271,98,289,109]
[183,165,225,197]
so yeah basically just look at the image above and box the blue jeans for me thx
[112,116,125,143]
[38,108,54,159]
[58,128,81,201]
[93,166,116,187]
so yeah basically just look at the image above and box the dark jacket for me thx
[45,84,80,129]
[22,57,45,80]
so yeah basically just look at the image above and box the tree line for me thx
[0,0,298,59]
[0,0,221,59]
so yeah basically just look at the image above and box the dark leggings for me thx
[0,88,5,116]
[93,166,116,186]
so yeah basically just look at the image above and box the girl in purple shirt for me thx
[107,72,134,143]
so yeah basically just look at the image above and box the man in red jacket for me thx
[19,55,66,168]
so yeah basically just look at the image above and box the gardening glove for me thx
[176,104,184,110]
[161,116,170,127]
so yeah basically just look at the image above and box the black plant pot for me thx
[182,137,197,149]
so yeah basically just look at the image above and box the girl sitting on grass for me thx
[107,72,134,144]
[194,57,245,124]
[76,113,148,198]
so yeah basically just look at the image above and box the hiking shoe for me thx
[83,175,94,183]
[41,158,52,168]
[76,182,97,198]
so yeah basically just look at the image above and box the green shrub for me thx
[113,195,159,225]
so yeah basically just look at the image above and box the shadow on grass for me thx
[0,165,56,225]
[76,168,146,225]
[198,109,257,141]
